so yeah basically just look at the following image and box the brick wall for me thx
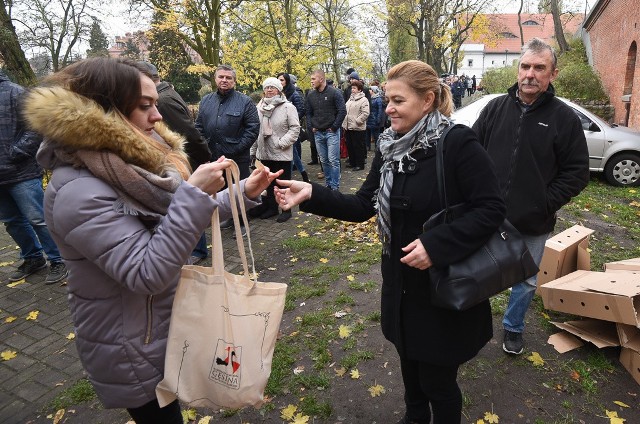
[586,0,640,129]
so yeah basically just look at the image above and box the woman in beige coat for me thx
[249,77,300,222]
[342,80,370,170]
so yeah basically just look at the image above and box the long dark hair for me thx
[45,57,152,117]
[276,72,295,99]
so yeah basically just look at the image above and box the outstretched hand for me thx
[400,239,433,270]
[273,179,312,211]
[187,157,231,195]
[244,165,284,199]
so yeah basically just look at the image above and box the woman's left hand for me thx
[244,165,284,199]
[400,239,433,270]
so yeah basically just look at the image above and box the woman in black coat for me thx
[275,60,505,423]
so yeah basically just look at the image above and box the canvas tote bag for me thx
[156,161,287,409]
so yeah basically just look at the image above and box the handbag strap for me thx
[434,124,461,211]
[211,160,257,282]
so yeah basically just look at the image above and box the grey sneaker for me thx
[45,262,69,285]
[8,257,47,282]
[219,218,234,229]
[503,330,524,355]
[190,256,205,265]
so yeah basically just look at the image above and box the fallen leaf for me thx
[614,401,630,408]
[298,231,309,238]
[0,261,15,267]
[570,370,580,381]
[483,411,499,423]
[52,409,65,424]
[290,257,299,262]
[606,410,626,424]
[4,316,17,323]
[1,350,17,361]
[7,279,26,288]
[319,258,329,263]
[335,367,347,377]
[527,351,545,367]
[476,420,485,424]
[293,365,305,375]
[268,267,277,271]
[197,416,212,424]
[182,408,197,421]
[338,324,351,339]
[629,189,637,193]
[541,311,550,320]
[291,413,310,424]
[346,275,355,281]
[368,383,386,397]
[350,369,360,379]
[26,310,39,320]
[66,333,76,340]
[281,404,297,421]
[334,311,347,318]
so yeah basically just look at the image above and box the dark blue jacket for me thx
[306,85,346,132]
[195,88,259,162]
[367,96,383,129]
[0,71,43,185]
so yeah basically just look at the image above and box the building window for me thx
[468,59,473,67]
[523,20,540,25]
[499,32,518,38]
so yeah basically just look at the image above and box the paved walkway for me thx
[0,145,371,423]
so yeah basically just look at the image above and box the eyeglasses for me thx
[264,86,278,90]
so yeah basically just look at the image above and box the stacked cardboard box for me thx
[536,225,640,385]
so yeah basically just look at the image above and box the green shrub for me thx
[479,66,517,94]
[555,38,608,101]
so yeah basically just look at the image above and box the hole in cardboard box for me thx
[543,271,548,275]
[605,305,610,310]
[560,298,564,303]
[580,302,586,306]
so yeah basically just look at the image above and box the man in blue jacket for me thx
[196,65,259,233]
[0,70,68,284]
[472,38,589,355]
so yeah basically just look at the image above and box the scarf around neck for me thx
[259,95,287,136]
[375,110,450,255]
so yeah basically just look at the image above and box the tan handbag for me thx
[156,161,287,409]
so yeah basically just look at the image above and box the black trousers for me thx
[260,159,292,212]
[400,358,462,424]
[127,398,182,424]
[345,130,366,168]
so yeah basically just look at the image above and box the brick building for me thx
[583,0,639,129]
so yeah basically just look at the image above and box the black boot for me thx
[276,210,292,223]
[301,171,309,183]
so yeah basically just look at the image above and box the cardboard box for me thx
[617,323,640,352]
[604,258,640,274]
[536,225,594,290]
[620,348,640,385]
[539,270,640,327]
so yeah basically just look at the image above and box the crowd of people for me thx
[0,36,590,423]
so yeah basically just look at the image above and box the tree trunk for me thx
[550,0,569,53]
[517,0,524,46]
[0,0,37,86]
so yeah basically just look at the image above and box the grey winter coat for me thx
[250,98,300,161]
[26,87,260,409]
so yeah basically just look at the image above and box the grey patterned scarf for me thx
[375,110,450,255]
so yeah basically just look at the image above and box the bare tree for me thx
[0,0,37,85]
[549,0,569,52]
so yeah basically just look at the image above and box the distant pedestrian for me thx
[0,69,68,285]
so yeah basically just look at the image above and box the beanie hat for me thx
[289,74,298,84]
[349,71,360,81]
[138,61,159,79]
[262,77,283,92]
[345,67,355,76]
[370,86,380,95]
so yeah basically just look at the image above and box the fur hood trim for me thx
[24,86,187,175]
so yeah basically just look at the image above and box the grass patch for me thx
[47,378,96,412]
[348,280,377,292]
[339,349,374,369]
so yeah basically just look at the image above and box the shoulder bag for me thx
[423,125,539,311]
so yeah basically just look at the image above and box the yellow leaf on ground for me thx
[66,333,75,340]
[281,404,297,420]
[182,408,197,421]
[0,261,15,267]
[5,316,17,323]
[26,310,39,320]
[52,409,65,424]
[527,351,545,367]
[339,324,351,339]
[606,410,626,424]
[476,420,485,424]
[291,413,310,424]
[197,416,212,424]
[335,367,347,377]
[346,275,355,281]
[7,279,26,288]
[368,384,386,397]
[484,411,499,423]
[350,369,360,379]
[614,401,630,408]
[319,258,329,263]
[290,257,299,262]
[1,350,17,361]
[298,231,309,237]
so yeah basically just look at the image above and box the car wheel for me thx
[604,153,640,186]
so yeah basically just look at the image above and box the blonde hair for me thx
[386,60,453,117]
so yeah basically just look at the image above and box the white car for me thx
[451,94,640,186]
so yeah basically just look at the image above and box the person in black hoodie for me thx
[277,72,308,183]
[472,38,589,356]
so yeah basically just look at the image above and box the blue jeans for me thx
[291,140,305,174]
[502,232,549,333]
[314,130,341,190]
[192,233,208,259]
[0,177,62,263]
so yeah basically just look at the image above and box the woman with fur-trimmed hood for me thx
[24,58,282,423]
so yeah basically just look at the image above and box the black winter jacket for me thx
[156,82,210,170]
[306,85,346,132]
[300,125,505,365]
[0,71,43,185]
[472,84,589,235]
[195,88,259,162]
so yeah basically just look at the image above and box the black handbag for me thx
[423,125,539,311]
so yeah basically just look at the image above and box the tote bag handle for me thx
[211,160,257,283]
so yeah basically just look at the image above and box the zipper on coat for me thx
[144,295,154,344]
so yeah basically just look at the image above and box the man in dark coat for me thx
[472,38,589,355]
[0,69,68,284]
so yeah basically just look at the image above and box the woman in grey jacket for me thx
[24,58,281,423]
